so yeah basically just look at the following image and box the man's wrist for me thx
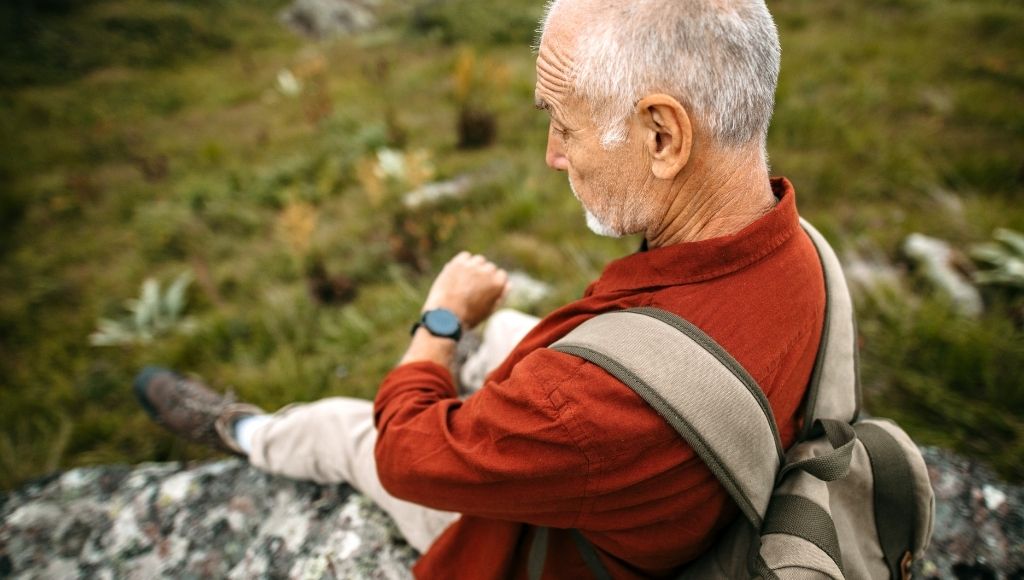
[400,326,458,366]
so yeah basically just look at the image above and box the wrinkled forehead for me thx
[534,16,580,116]
[535,0,615,113]
[534,42,573,107]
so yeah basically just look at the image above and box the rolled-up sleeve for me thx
[373,351,591,528]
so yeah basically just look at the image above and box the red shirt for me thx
[374,178,825,579]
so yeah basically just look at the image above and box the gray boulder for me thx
[915,447,1023,579]
[1,447,1021,579]
[903,233,984,318]
[0,460,416,579]
[280,0,378,40]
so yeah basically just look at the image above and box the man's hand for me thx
[398,252,509,368]
[422,252,510,329]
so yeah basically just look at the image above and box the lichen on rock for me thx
[914,447,1024,579]
[2,447,1022,579]
[0,460,416,579]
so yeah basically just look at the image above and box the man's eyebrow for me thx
[534,98,549,111]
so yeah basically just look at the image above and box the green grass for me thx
[1,0,1022,489]
[859,295,1024,478]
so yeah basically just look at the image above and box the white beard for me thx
[584,209,621,238]
[569,177,623,238]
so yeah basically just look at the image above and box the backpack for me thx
[531,220,935,579]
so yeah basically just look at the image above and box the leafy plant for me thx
[356,147,435,207]
[971,228,1024,289]
[89,273,196,346]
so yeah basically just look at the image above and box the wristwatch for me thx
[411,308,463,341]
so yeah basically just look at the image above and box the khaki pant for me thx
[246,309,540,553]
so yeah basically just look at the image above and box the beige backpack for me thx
[533,220,935,579]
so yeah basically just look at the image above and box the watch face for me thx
[424,309,460,337]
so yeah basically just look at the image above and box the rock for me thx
[903,233,984,317]
[401,175,475,210]
[504,271,553,310]
[914,447,1024,580]
[280,0,378,40]
[0,460,416,579]
[844,249,904,302]
[1,448,1021,579]
[929,188,965,219]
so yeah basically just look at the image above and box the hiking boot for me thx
[133,366,265,456]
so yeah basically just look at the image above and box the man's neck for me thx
[645,146,777,248]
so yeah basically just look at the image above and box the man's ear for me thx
[636,94,692,180]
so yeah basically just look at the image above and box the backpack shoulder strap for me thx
[798,219,861,438]
[550,307,783,528]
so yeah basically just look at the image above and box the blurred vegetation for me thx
[0,0,1022,489]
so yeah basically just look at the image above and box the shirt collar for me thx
[590,177,801,294]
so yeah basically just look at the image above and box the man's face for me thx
[535,25,654,237]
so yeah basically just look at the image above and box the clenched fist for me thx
[422,252,510,329]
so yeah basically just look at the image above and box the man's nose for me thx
[545,129,568,172]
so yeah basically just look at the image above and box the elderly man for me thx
[136,0,825,577]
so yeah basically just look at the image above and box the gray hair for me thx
[540,0,781,149]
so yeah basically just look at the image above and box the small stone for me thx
[276,69,302,97]
[505,271,553,309]
[902,233,984,317]
[843,249,904,304]
[402,175,475,209]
